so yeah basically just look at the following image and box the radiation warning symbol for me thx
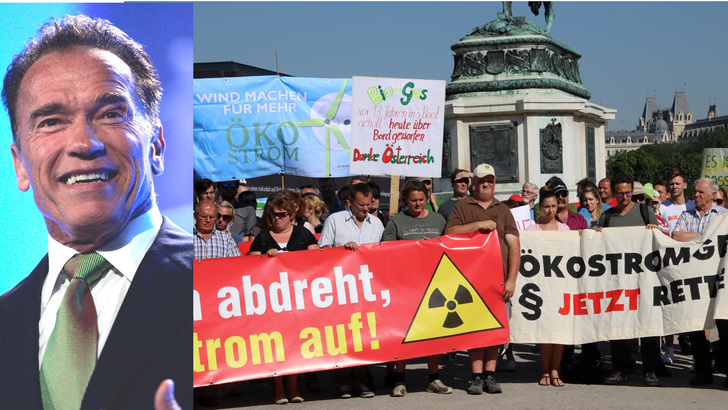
[403,253,504,343]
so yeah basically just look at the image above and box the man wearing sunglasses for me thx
[194,200,242,259]
[216,201,244,245]
[437,169,473,221]
[548,180,588,230]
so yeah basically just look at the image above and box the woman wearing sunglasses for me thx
[248,190,320,404]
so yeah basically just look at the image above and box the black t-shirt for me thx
[249,225,318,253]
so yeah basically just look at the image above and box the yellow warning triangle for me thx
[403,253,503,343]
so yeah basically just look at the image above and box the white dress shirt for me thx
[38,206,163,367]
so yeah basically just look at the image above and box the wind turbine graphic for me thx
[291,80,351,176]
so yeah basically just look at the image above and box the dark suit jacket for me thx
[0,217,192,409]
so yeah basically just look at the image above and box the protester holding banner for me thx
[248,191,319,404]
[527,190,568,387]
[671,178,728,387]
[598,173,664,387]
[318,182,384,398]
[382,179,452,396]
[444,163,520,395]
[248,191,319,257]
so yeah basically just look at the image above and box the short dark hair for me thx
[367,181,381,198]
[348,182,372,200]
[450,168,469,183]
[194,178,214,197]
[665,168,686,183]
[3,14,161,147]
[611,173,633,190]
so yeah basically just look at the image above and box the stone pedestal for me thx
[442,16,615,196]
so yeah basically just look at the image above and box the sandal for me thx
[539,375,550,386]
[551,377,565,387]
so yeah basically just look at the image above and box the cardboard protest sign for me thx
[702,148,728,188]
[349,76,445,177]
[193,232,508,386]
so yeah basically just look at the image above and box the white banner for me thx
[349,76,444,177]
[511,213,728,344]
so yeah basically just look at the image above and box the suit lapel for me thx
[0,256,48,409]
[83,220,191,409]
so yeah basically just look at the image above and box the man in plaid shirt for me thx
[672,178,727,387]
[193,200,242,259]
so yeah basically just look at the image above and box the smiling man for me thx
[0,15,190,409]
[444,163,520,395]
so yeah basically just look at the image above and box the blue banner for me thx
[194,76,353,179]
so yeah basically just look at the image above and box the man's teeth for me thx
[65,171,110,185]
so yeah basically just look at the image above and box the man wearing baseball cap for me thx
[444,164,520,395]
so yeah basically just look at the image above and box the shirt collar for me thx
[344,209,371,224]
[44,205,163,303]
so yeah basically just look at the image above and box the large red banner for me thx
[193,232,509,387]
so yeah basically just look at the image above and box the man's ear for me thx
[11,144,30,192]
[150,126,165,175]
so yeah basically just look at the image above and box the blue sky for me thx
[194,1,728,131]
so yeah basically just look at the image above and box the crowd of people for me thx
[192,166,728,405]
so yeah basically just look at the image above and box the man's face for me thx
[598,179,612,201]
[219,181,238,199]
[195,202,217,234]
[452,173,470,196]
[319,180,336,198]
[471,175,495,201]
[349,192,372,221]
[199,185,215,202]
[614,182,633,208]
[521,186,536,204]
[11,47,164,246]
[370,191,380,212]
[216,206,234,231]
[555,190,569,210]
[668,176,687,200]
[693,181,716,211]
[654,184,668,203]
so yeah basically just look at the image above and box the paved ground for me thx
[194,342,728,409]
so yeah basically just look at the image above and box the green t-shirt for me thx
[382,210,446,241]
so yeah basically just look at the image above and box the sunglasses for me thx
[217,213,232,222]
[422,180,432,185]
[220,183,236,189]
[455,178,470,184]
[556,191,569,198]
[271,211,289,219]
[717,199,725,206]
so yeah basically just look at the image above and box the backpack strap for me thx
[639,203,650,226]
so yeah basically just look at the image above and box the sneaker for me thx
[644,371,660,387]
[390,384,406,397]
[689,364,695,373]
[484,375,502,394]
[604,370,625,385]
[502,358,516,372]
[338,386,352,399]
[466,377,484,395]
[426,379,453,394]
[662,348,674,364]
[358,385,374,398]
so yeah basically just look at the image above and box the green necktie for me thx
[40,252,110,410]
